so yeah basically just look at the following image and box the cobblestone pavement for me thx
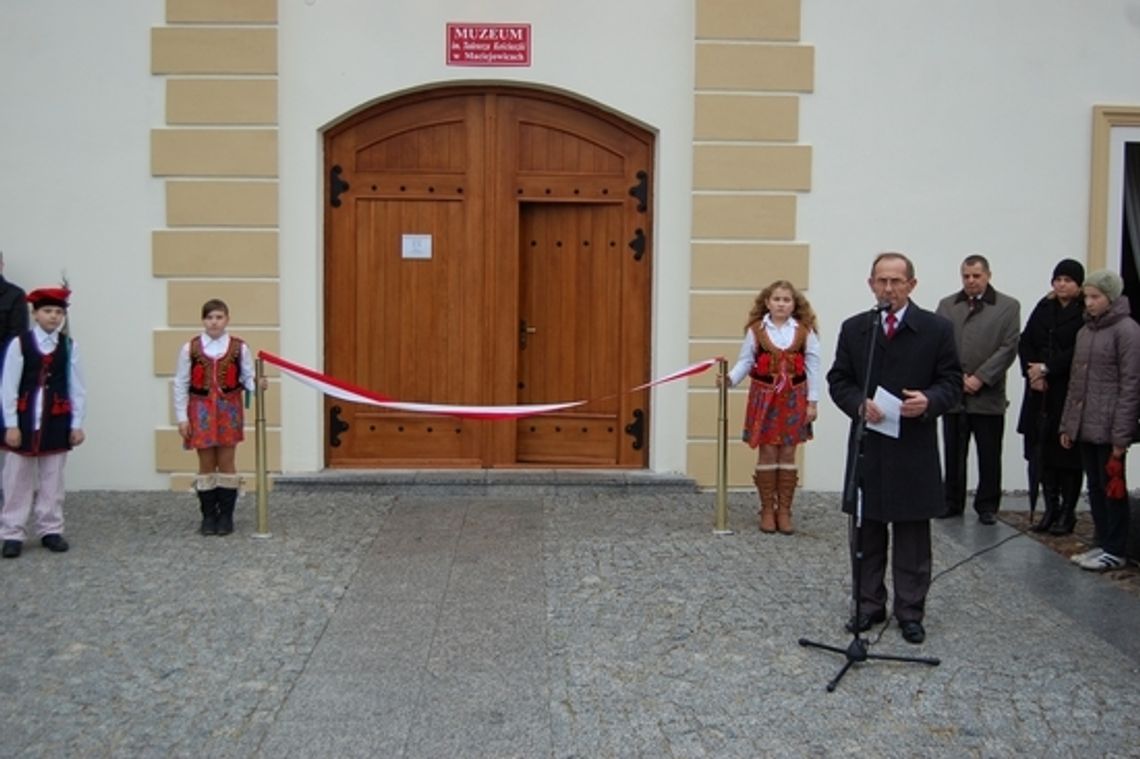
[1,489,1138,758]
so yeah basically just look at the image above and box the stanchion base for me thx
[712,529,735,536]
[250,532,273,540]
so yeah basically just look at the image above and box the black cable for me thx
[861,521,1032,646]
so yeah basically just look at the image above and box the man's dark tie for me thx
[885,312,897,340]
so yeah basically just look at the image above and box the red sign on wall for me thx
[446,23,532,67]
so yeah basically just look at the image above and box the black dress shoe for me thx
[2,540,22,558]
[900,620,926,644]
[845,608,887,633]
[978,512,997,525]
[41,534,69,553]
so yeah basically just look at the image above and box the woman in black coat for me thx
[1017,259,1085,533]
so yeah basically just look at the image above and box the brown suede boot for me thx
[753,468,778,533]
[775,467,798,534]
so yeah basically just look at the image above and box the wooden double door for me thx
[324,88,653,468]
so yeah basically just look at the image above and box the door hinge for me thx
[628,228,646,261]
[329,405,350,447]
[628,170,648,212]
[624,408,645,450]
[330,165,350,208]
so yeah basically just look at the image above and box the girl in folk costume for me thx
[0,287,86,559]
[173,299,262,536]
[726,281,821,534]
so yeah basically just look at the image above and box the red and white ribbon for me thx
[258,351,719,421]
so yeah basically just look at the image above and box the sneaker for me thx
[1070,547,1103,565]
[1078,552,1125,572]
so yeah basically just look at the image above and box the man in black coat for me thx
[0,252,28,348]
[827,252,961,645]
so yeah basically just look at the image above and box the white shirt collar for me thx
[32,324,59,346]
[762,313,797,331]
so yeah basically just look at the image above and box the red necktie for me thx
[885,312,897,340]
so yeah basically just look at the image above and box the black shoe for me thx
[900,620,926,644]
[2,540,22,558]
[845,608,887,633]
[936,509,963,519]
[1049,513,1076,535]
[978,512,997,525]
[41,534,69,553]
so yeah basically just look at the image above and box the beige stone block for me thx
[167,0,277,23]
[688,341,745,387]
[166,181,278,227]
[153,230,278,277]
[694,145,811,191]
[688,440,803,490]
[687,439,762,488]
[691,293,757,339]
[692,194,796,239]
[694,94,799,142]
[691,243,809,289]
[167,281,279,326]
[167,79,277,125]
[156,428,280,472]
[152,129,278,177]
[696,0,800,41]
[152,28,276,75]
[695,43,813,92]
[688,389,748,437]
[154,329,281,374]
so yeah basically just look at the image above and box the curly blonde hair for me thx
[745,280,819,334]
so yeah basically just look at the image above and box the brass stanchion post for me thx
[252,357,271,538]
[713,357,733,535]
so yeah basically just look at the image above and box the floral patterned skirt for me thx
[742,378,812,448]
[185,392,245,450]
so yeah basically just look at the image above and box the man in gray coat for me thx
[936,255,1021,524]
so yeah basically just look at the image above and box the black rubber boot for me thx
[216,488,237,536]
[198,489,219,535]
[1032,470,1060,533]
[1049,469,1082,535]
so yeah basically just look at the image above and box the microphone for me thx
[871,301,892,313]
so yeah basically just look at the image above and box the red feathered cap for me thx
[26,287,71,310]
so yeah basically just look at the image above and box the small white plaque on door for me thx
[401,234,433,260]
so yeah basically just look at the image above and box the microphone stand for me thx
[798,304,940,691]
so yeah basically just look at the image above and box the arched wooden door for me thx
[324,88,653,468]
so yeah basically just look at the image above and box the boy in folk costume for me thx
[173,299,261,536]
[0,287,87,559]
[725,280,821,534]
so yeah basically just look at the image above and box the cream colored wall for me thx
[0,2,169,489]
[150,0,281,488]
[688,0,813,488]
[277,1,696,476]
[2,1,1139,490]
[798,0,1140,492]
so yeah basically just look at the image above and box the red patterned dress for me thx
[185,336,247,449]
[742,323,813,448]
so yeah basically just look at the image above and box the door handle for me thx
[519,319,537,349]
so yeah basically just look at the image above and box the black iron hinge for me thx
[628,170,648,212]
[330,165,350,208]
[624,408,645,450]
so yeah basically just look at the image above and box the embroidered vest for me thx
[188,335,244,399]
[749,322,808,383]
[12,331,72,455]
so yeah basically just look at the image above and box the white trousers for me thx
[0,451,68,541]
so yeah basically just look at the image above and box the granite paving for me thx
[1,487,1137,758]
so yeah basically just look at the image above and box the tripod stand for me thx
[799,304,940,691]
